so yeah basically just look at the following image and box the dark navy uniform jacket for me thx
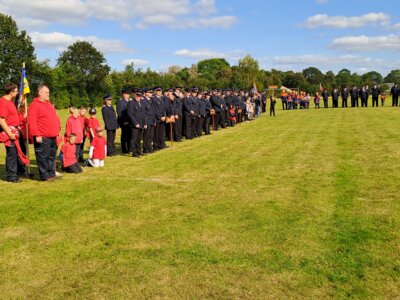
[127,100,146,129]
[102,105,119,130]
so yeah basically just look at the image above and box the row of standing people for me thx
[101,87,266,158]
[0,83,270,182]
[280,84,397,109]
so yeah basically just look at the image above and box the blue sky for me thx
[2,0,400,75]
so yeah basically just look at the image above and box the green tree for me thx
[336,68,352,88]
[324,71,336,88]
[0,13,36,87]
[233,55,259,88]
[282,71,306,88]
[362,71,382,85]
[384,70,400,84]
[302,67,324,85]
[57,41,110,104]
[197,58,230,81]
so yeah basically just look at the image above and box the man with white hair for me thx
[28,85,61,181]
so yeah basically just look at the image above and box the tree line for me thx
[2,13,400,109]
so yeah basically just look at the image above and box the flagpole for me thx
[22,62,31,176]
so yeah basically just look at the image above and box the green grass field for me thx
[1,102,400,298]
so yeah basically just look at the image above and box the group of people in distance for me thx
[280,83,400,110]
[0,83,275,183]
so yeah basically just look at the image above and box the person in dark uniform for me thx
[365,85,370,107]
[190,88,200,138]
[164,88,176,143]
[127,90,146,157]
[116,88,132,154]
[142,88,156,154]
[360,86,367,107]
[219,91,227,128]
[183,88,195,139]
[173,88,183,142]
[101,94,119,156]
[270,96,276,117]
[331,88,339,108]
[151,87,167,150]
[261,92,267,113]
[203,92,212,135]
[210,90,221,130]
[391,84,398,106]
[322,89,329,108]
[372,84,380,107]
[341,87,349,107]
[196,91,206,137]
[350,86,356,107]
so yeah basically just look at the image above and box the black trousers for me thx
[75,144,81,162]
[342,99,348,107]
[184,113,193,139]
[392,96,398,106]
[153,123,164,149]
[120,124,132,153]
[79,134,86,161]
[213,112,220,130]
[219,111,226,128]
[130,127,143,155]
[175,117,183,141]
[270,107,275,116]
[197,116,204,137]
[106,130,116,156]
[17,132,26,175]
[5,142,18,181]
[143,126,154,153]
[34,137,57,181]
[65,163,82,173]
[190,116,197,138]
[372,97,379,107]
[323,100,328,108]
[203,115,211,135]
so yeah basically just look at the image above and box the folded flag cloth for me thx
[0,126,30,165]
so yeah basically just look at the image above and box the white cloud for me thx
[394,23,400,30]
[30,32,133,54]
[174,48,244,60]
[136,15,237,29]
[303,13,390,29]
[0,0,235,30]
[175,48,226,59]
[194,0,217,16]
[330,34,400,52]
[122,59,149,66]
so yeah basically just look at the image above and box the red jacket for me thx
[65,116,83,143]
[28,98,61,138]
[61,142,77,168]
[91,136,106,160]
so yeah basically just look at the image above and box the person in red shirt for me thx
[87,127,106,168]
[0,82,21,183]
[61,134,82,173]
[28,84,61,181]
[78,106,89,162]
[64,107,83,161]
[87,108,100,142]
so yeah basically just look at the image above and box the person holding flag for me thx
[0,82,28,183]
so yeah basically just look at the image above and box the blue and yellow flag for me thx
[18,63,30,108]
